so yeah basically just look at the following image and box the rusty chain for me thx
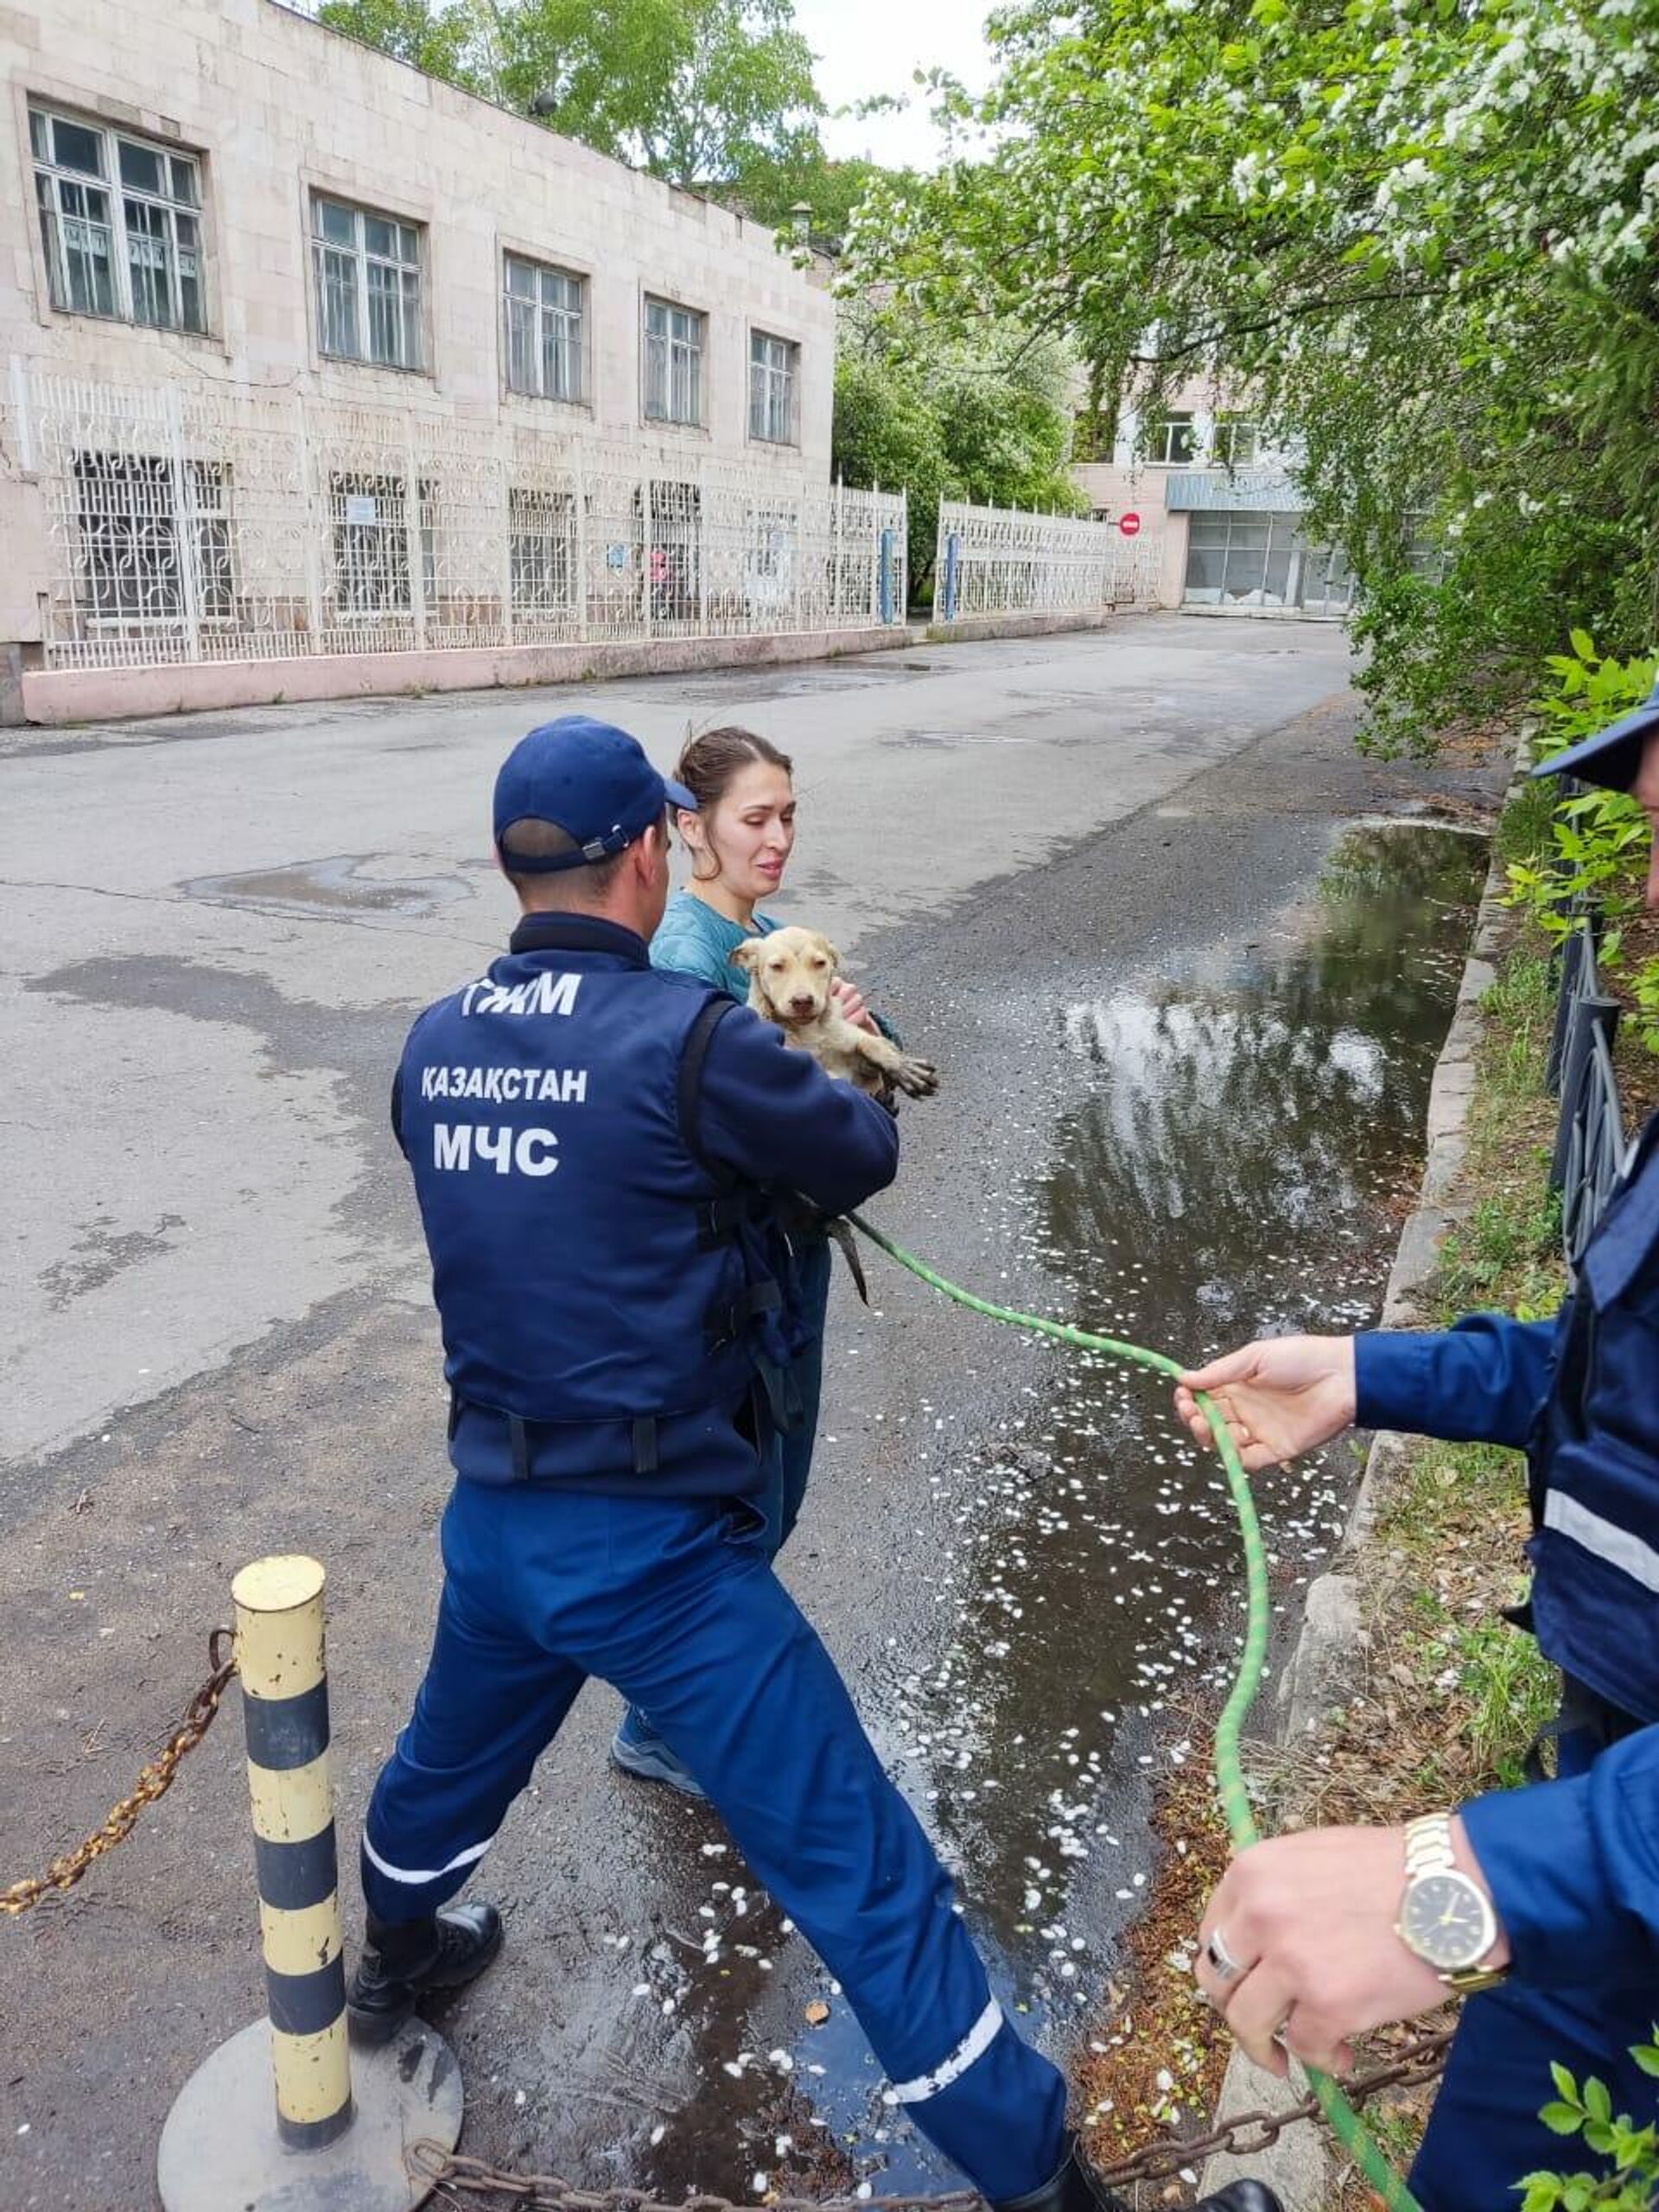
[409,2023,1452,2209]
[1080,2022,1453,2191]
[1,1629,237,1918]
[407,2158,982,2212]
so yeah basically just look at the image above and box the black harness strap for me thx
[696,1190,766,1249]
[753,1356,803,1434]
[507,1413,531,1484]
[704,1278,784,1351]
[1522,1670,1643,1783]
[678,995,740,1185]
[827,1217,870,1305]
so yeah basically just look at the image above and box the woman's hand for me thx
[831,978,879,1033]
[1173,1334,1357,1471]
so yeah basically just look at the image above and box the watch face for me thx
[1400,1872,1492,1970]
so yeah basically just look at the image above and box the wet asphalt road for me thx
[0,618,1503,2209]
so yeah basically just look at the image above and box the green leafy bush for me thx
[1504,638,1659,1052]
[1519,2038,1659,2211]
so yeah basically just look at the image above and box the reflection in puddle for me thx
[831,824,1483,2183]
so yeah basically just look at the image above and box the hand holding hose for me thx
[1194,1821,1507,2078]
[1174,1334,1358,1471]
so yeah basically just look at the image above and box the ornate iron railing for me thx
[931,499,1159,624]
[3,363,907,670]
[1546,908,1627,1276]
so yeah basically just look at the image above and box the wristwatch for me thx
[1396,1813,1508,1993]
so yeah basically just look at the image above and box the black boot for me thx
[346,1901,503,2045]
[994,2139,1282,2212]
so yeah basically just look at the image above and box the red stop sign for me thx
[1119,511,1141,537]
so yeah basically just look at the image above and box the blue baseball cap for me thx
[493,715,697,873]
[1532,677,1659,793]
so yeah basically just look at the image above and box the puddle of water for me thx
[663,664,930,704]
[885,730,1051,748]
[182,852,478,918]
[810,823,1482,2183]
[625,821,1485,2198]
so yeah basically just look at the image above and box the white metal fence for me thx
[931,499,1160,624]
[4,362,908,671]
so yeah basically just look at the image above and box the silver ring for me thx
[1205,1928,1244,1982]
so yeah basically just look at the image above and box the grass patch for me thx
[1495,773,1558,868]
[1450,1618,1560,1792]
[1433,947,1564,1321]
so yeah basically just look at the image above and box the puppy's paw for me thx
[891,1054,939,1098]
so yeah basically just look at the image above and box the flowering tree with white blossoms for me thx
[846,0,1659,749]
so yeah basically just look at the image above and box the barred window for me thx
[312,198,423,372]
[328,471,435,615]
[32,107,205,334]
[644,298,704,426]
[73,453,234,624]
[749,506,793,581]
[509,486,576,617]
[504,257,583,403]
[748,332,796,445]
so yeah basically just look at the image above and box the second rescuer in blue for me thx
[1179,685,1659,2209]
[347,713,1072,2205]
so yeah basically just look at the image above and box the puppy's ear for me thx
[729,938,763,971]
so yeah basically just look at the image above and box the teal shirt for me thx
[650,890,779,1001]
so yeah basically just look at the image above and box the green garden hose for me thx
[849,1211,1425,2212]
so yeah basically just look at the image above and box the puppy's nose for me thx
[789,994,817,1015]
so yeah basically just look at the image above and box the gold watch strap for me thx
[1443,1963,1508,1994]
[1403,1812,1508,1991]
[1403,1812,1456,1878]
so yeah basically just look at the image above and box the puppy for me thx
[731,925,939,1103]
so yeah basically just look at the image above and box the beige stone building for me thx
[1,0,906,723]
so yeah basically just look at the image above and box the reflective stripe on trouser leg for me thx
[232,1554,353,2150]
[550,1492,1068,2202]
[360,1537,585,1925]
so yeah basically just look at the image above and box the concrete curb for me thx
[15,604,1168,729]
[924,603,1155,645]
[16,622,926,728]
[1199,829,1516,2207]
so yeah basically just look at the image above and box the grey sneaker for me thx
[610,1707,707,1799]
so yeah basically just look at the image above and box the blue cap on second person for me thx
[493,715,698,873]
[1531,677,1659,794]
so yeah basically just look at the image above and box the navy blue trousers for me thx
[362,1481,1066,2200]
[1411,1727,1659,2209]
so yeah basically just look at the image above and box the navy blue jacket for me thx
[1355,1107,1659,1990]
[393,913,898,1495]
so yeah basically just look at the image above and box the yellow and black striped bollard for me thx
[157,1554,461,2212]
[236,1554,353,2146]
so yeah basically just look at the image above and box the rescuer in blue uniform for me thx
[1176,689,1659,2208]
[346,715,1281,2212]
